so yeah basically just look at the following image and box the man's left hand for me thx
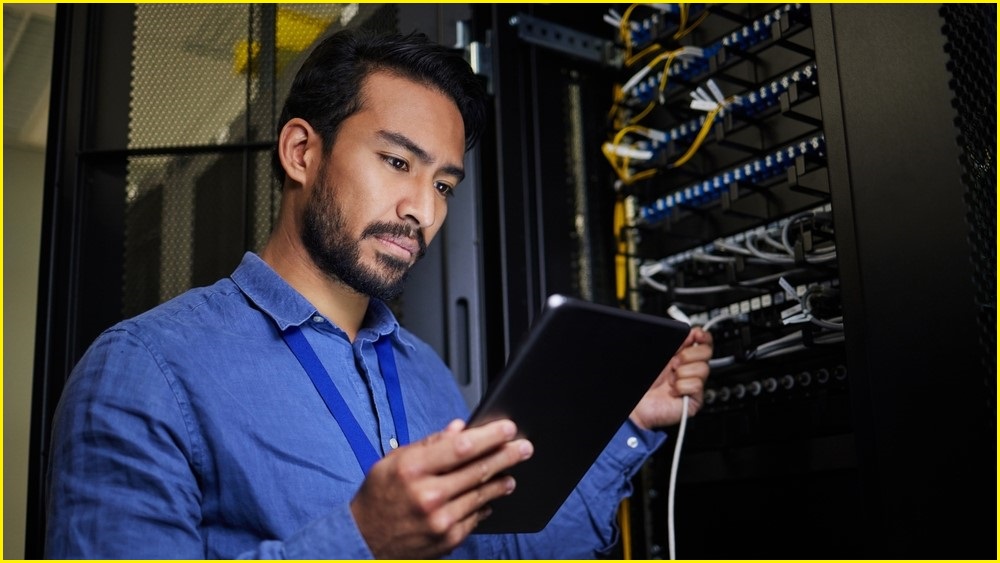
[630,327,713,430]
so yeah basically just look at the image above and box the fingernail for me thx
[505,476,516,493]
[519,441,533,458]
[503,420,517,437]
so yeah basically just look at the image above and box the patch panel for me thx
[611,61,820,171]
[625,3,811,104]
[637,134,826,224]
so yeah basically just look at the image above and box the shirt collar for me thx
[230,252,414,348]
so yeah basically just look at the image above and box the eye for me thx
[382,154,409,172]
[434,181,455,198]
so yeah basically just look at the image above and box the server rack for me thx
[473,3,994,558]
[27,2,994,559]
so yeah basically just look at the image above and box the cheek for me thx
[437,200,449,223]
[326,161,385,215]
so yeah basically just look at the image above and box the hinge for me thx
[456,20,494,95]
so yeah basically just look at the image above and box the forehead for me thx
[351,70,466,157]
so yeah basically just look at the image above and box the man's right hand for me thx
[349,418,533,558]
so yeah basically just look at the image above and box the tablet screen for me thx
[468,294,690,533]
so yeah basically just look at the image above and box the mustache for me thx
[361,221,428,256]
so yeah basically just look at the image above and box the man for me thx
[45,29,713,558]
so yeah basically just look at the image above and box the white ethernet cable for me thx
[668,393,689,560]
[663,304,697,560]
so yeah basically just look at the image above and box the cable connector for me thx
[689,78,739,115]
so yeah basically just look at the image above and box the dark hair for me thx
[272,29,487,184]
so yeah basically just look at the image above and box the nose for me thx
[398,179,439,230]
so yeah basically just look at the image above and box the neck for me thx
[260,225,370,342]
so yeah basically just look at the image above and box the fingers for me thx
[446,438,532,490]
[672,327,713,397]
[678,325,711,348]
[392,428,531,543]
[408,418,519,475]
[673,363,709,397]
[388,419,532,510]
[354,420,532,558]
[413,434,531,520]
[415,474,512,554]
[676,329,714,362]
[691,325,713,345]
[423,468,519,537]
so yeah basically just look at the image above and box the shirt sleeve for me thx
[45,327,207,558]
[455,420,666,559]
[248,503,374,559]
[44,327,376,560]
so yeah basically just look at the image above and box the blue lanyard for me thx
[281,324,410,475]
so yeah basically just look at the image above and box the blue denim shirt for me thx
[45,252,665,558]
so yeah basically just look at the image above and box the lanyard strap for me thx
[281,324,409,475]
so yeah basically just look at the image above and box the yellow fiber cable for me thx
[670,105,723,168]
[676,3,689,39]
[607,125,647,176]
[614,198,627,302]
[655,53,680,99]
[608,85,625,122]
[675,8,710,41]
[626,42,663,68]
[625,50,680,125]
[618,498,633,559]
[624,168,658,185]
[619,3,641,62]
[627,99,657,126]
[603,125,661,185]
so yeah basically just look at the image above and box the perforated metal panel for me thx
[940,3,997,418]
[122,4,398,315]
[130,5,253,148]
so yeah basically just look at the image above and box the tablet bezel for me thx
[467,294,691,534]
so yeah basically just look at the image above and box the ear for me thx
[277,118,321,187]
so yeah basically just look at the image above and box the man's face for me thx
[301,71,466,300]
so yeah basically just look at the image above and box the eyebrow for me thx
[377,129,465,182]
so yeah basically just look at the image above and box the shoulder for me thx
[127,278,245,328]
[77,277,273,381]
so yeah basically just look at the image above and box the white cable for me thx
[701,312,735,332]
[753,332,846,359]
[708,356,736,368]
[668,394,689,560]
[640,274,670,293]
[690,250,736,263]
[671,283,733,295]
[811,317,845,331]
[691,86,711,104]
[781,211,815,256]
[622,64,656,94]
[713,238,753,256]
[706,79,728,107]
[665,305,703,559]
[602,142,654,161]
[666,305,692,325]
[760,228,788,252]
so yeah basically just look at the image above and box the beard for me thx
[301,161,427,301]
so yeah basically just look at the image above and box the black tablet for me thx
[467,294,691,534]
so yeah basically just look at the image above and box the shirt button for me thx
[626,436,639,449]
[312,315,324,323]
[389,437,399,449]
